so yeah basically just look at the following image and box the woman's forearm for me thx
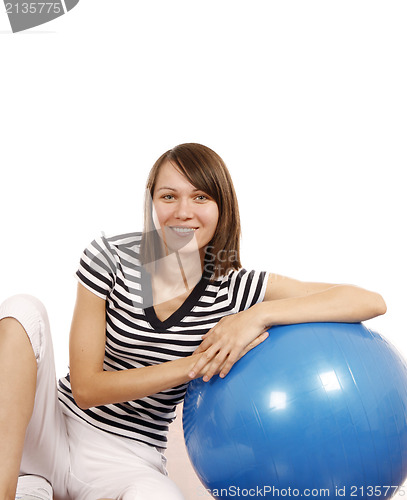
[73,353,200,410]
[188,284,387,382]
[255,285,387,328]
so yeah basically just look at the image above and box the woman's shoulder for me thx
[81,231,143,264]
[103,231,143,248]
[225,266,268,279]
[210,266,269,288]
[207,267,269,310]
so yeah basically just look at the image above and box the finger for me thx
[193,343,205,354]
[243,331,269,355]
[201,349,230,382]
[218,349,242,379]
[219,332,269,379]
[193,328,217,354]
[193,337,215,355]
[188,345,221,379]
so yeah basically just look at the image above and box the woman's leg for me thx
[0,295,71,500]
[0,317,37,500]
[117,474,185,500]
[66,412,185,500]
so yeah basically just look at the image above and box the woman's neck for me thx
[149,248,205,306]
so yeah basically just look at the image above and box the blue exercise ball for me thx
[183,322,407,499]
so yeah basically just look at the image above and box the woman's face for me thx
[152,161,219,257]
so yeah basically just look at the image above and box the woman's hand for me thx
[188,305,269,382]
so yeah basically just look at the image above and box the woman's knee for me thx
[119,478,185,500]
[0,294,49,361]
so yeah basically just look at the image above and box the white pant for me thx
[0,294,185,500]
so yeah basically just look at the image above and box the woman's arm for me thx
[69,283,206,410]
[190,274,387,381]
[260,273,387,324]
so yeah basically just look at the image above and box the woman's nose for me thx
[174,198,193,219]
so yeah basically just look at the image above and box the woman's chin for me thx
[162,230,200,254]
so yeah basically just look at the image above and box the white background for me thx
[1,0,405,375]
[1,1,406,495]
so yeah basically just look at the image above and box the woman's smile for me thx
[152,161,219,255]
[170,226,198,235]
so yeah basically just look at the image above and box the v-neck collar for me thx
[142,264,212,331]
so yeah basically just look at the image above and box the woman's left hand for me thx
[188,304,269,382]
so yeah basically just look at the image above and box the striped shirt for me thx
[58,232,269,449]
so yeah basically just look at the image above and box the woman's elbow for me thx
[372,292,387,317]
[378,294,387,315]
[70,378,94,410]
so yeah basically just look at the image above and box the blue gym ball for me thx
[183,322,407,499]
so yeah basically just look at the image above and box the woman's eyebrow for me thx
[156,186,176,192]
[156,186,201,192]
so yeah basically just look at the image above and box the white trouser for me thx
[0,294,185,500]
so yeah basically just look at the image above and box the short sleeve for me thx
[232,269,270,312]
[75,235,117,299]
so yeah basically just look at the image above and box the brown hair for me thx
[140,143,242,279]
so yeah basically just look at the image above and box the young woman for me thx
[0,143,387,500]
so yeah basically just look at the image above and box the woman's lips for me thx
[169,226,198,237]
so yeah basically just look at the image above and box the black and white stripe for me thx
[58,232,269,449]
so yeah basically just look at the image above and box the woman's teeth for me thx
[171,227,197,234]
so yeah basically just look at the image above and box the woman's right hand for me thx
[188,328,269,382]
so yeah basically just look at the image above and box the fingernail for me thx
[189,371,195,378]
[203,375,209,382]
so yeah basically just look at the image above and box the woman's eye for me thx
[195,194,208,201]
[162,194,174,200]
